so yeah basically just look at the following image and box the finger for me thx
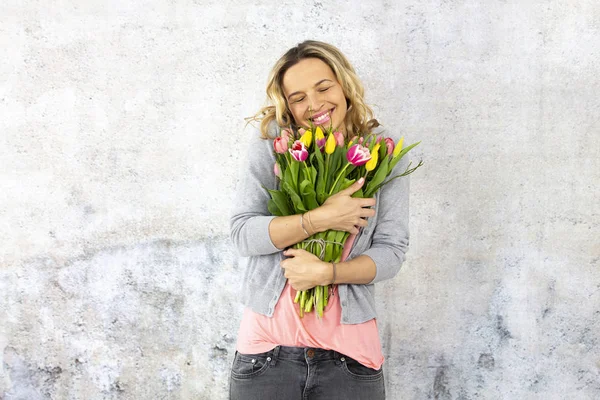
[352,217,366,228]
[359,197,377,207]
[361,208,376,218]
[283,248,298,257]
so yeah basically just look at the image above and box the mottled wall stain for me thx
[1,237,240,398]
[433,365,451,399]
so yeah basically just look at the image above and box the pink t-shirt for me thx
[235,233,384,370]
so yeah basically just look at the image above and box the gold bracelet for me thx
[300,213,310,236]
[305,211,315,234]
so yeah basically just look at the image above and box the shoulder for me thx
[243,120,282,166]
[246,119,282,144]
[266,119,281,139]
[371,125,400,142]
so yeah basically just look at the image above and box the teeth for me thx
[312,110,331,123]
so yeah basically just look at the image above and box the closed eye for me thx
[292,87,331,103]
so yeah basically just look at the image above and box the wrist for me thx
[306,209,326,233]
[320,261,335,285]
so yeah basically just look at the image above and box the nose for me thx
[307,93,325,115]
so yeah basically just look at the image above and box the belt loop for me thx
[333,350,341,364]
[271,345,280,366]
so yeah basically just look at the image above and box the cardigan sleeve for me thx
[229,124,283,257]
[361,151,411,284]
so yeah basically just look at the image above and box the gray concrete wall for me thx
[1,1,598,399]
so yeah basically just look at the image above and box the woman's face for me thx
[282,57,348,134]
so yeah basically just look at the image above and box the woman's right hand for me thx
[309,178,376,235]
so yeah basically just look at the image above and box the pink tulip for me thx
[289,140,308,162]
[384,137,395,156]
[358,137,364,145]
[274,162,281,178]
[333,131,344,146]
[346,144,371,166]
[316,137,326,152]
[376,136,383,144]
[281,128,292,141]
[273,135,289,154]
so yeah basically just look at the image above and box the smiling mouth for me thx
[309,108,334,124]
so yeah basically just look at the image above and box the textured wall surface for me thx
[1,1,599,399]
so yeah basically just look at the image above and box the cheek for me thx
[289,106,303,121]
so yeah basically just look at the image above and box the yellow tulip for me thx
[325,133,336,154]
[365,144,381,171]
[300,129,313,148]
[315,126,324,141]
[392,136,404,158]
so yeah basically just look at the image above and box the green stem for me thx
[329,162,350,195]
[318,286,324,317]
[325,153,330,189]
[303,161,313,185]
[300,290,307,316]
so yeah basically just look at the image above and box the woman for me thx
[229,40,410,399]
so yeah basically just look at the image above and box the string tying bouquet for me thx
[265,111,424,318]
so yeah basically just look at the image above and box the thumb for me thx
[339,177,365,195]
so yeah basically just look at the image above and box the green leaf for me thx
[340,178,356,191]
[324,230,334,262]
[379,141,387,159]
[368,134,377,152]
[332,176,355,195]
[365,156,390,197]
[315,150,326,204]
[300,167,309,182]
[317,192,327,204]
[299,179,319,210]
[333,230,346,262]
[267,199,283,216]
[283,181,307,212]
[389,141,420,172]
[370,159,424,193]
[267,189,292,216]
[328,147,343,191]
[289,161,300,192]
[334,229,345,245]
[351,188,364,198]
[283,164,293,190]
[331,166,356,194]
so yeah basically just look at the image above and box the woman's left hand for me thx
[280,248,330,291]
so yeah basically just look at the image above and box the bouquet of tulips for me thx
[267,118,423,318]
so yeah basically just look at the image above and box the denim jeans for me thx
[229,345,385,399]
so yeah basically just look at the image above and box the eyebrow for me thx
[287,79,333,99]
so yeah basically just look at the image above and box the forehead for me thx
[282,58,336,94]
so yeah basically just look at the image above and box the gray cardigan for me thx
[229,120,410,324]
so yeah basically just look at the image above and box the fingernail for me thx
[358,177,364,184]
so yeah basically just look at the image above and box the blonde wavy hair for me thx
[245,40,380,139]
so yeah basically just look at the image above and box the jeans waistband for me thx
[270,345,345,364]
